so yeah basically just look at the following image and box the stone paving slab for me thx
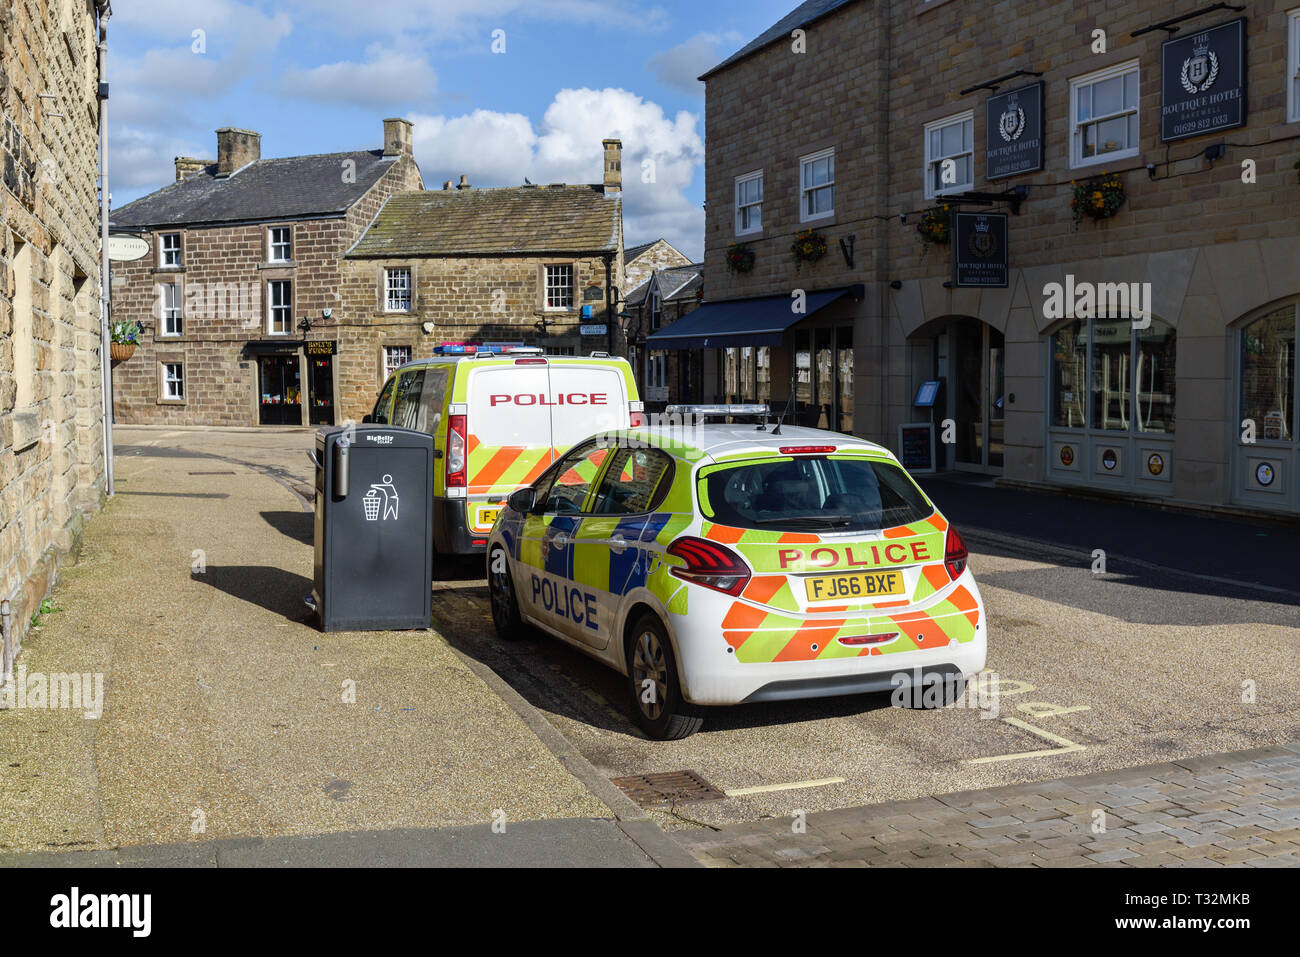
[676,742,1300,867]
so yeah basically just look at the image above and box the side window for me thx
[590,448,674,515]
[541,441,611,514]
[392,369,426,430]
[372,376,396,424]
[416,368,448,435]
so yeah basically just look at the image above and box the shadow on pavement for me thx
[194,566,315,621]
[261,510,314,545]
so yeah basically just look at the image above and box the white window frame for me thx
[159,232,181,268]
[385,267,412,312]
[159,282,182,337]
[161,362,184,401]
[268,226,292,263]
[383,345,412,379]
[267,280,292,336]
[734,170,763,235]
[544,264,574,311]
[1070,59,1141,169]
[798,148,835,223]
[1289,9,1300,123]
[924,110,974,199]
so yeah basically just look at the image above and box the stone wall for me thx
[625,240,691,292]
[0,0,106,679]
[335,252,624,421]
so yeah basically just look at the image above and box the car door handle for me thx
[609,534,628,553]
[552,533,570,548]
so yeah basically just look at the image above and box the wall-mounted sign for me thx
[1146,452,1165,476]
[583,285,605,301]
[913,380,941,408]
[985,81,1044,180]
[107,233,150,262]
[1161,18,1246,142]
[1060,444,1075,467]
[898,422,936,474]
[952,211,1008,288]
[305,340,337,356]
[1101,448,1119,471]
[579,324,607,336]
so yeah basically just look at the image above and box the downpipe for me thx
[1,598,12,685]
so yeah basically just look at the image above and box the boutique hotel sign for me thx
[1160,19,1247,142]
[985,81,1044,180]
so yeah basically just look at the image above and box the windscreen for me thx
[699,456,934,533]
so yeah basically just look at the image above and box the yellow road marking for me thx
[964,716,1087,764]
[725,777,846,797]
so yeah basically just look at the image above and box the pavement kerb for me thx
[445,645,702,868]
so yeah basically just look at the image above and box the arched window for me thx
[1240,304,1296,443]
[1051,316,1175,433]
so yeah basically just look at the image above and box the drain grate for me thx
[610,770,728,807]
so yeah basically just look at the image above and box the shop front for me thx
[245,340,338,427]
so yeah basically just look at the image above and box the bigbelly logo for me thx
[778,542,932,570]
[490,394,609,407]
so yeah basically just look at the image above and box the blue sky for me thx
[109,0,802,261]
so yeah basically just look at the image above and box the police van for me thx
[366,345,643,573]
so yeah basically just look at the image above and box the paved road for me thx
[101,428,1300,844]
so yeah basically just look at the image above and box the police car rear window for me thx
[699,456,934,533]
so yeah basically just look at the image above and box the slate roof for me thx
[699,0,860,80]
[657,263,704,302]
[625,240,658,262]
[111,150,399,228]
[625,280,652,307]
[347,186,621,257]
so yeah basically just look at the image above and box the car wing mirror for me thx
[508,487,537,514]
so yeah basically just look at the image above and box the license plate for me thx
[478,507,502,527]
[805,570,905,602]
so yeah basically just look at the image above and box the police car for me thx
[485,416,987,739]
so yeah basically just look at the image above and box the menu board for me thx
[899,422,936,474]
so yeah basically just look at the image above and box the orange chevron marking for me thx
[706,524,745,545]
[471,446,525,492]
[743,576,787,605]
[774,619,846,662]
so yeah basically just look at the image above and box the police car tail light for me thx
[447,414,468,488]
[944,526,968,581]
[666,537,750,597]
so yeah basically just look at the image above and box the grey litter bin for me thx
[310,425,433,632]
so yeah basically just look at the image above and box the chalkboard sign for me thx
[898,422,936,474]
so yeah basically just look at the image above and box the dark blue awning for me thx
[644,285,863,350]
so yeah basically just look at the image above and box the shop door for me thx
[259,354,302,426]
[949,319,1004,472]
[308,354,335,426]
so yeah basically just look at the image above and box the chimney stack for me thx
[174,156,211,182]
[457,174,471,190]
[443,180,453,190]
[602,138,622,195]
[216,127,260,176]
[383,117,413,157]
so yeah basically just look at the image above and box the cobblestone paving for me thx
[676,743,1300,867]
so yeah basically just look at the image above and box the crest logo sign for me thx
[985,82,1043,180]
[952,212,1008,288]
[1161,19,1245,142]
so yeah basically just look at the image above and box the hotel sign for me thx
[985,82,1044,180]
[952,212,1008,288]
[1161,19,1246,142]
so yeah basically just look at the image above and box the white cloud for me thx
[282,45,437,108]
[410,88,703,260]
[110,127,210,192]
[646,31,745,95]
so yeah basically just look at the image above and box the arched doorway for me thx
[938,318,1004,471]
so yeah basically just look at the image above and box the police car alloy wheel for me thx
[488,548,527,641]
[626,613,703,740]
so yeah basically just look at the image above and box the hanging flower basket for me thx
[109,319,144,361]
[726,242,755,273]
[791,228,827,270]
[916,205,951,250]
[1070,173,1126,225]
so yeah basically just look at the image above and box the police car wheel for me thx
[488,548,527,641]
[626,614,703,740]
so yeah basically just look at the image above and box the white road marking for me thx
[725,777,845,797]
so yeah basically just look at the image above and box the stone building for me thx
[1,1,110,682]
[108,118,423,427]
[668,0,1300,515]
[624,238,691,291]
[623,261,703,407]
[336,140,625,422]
